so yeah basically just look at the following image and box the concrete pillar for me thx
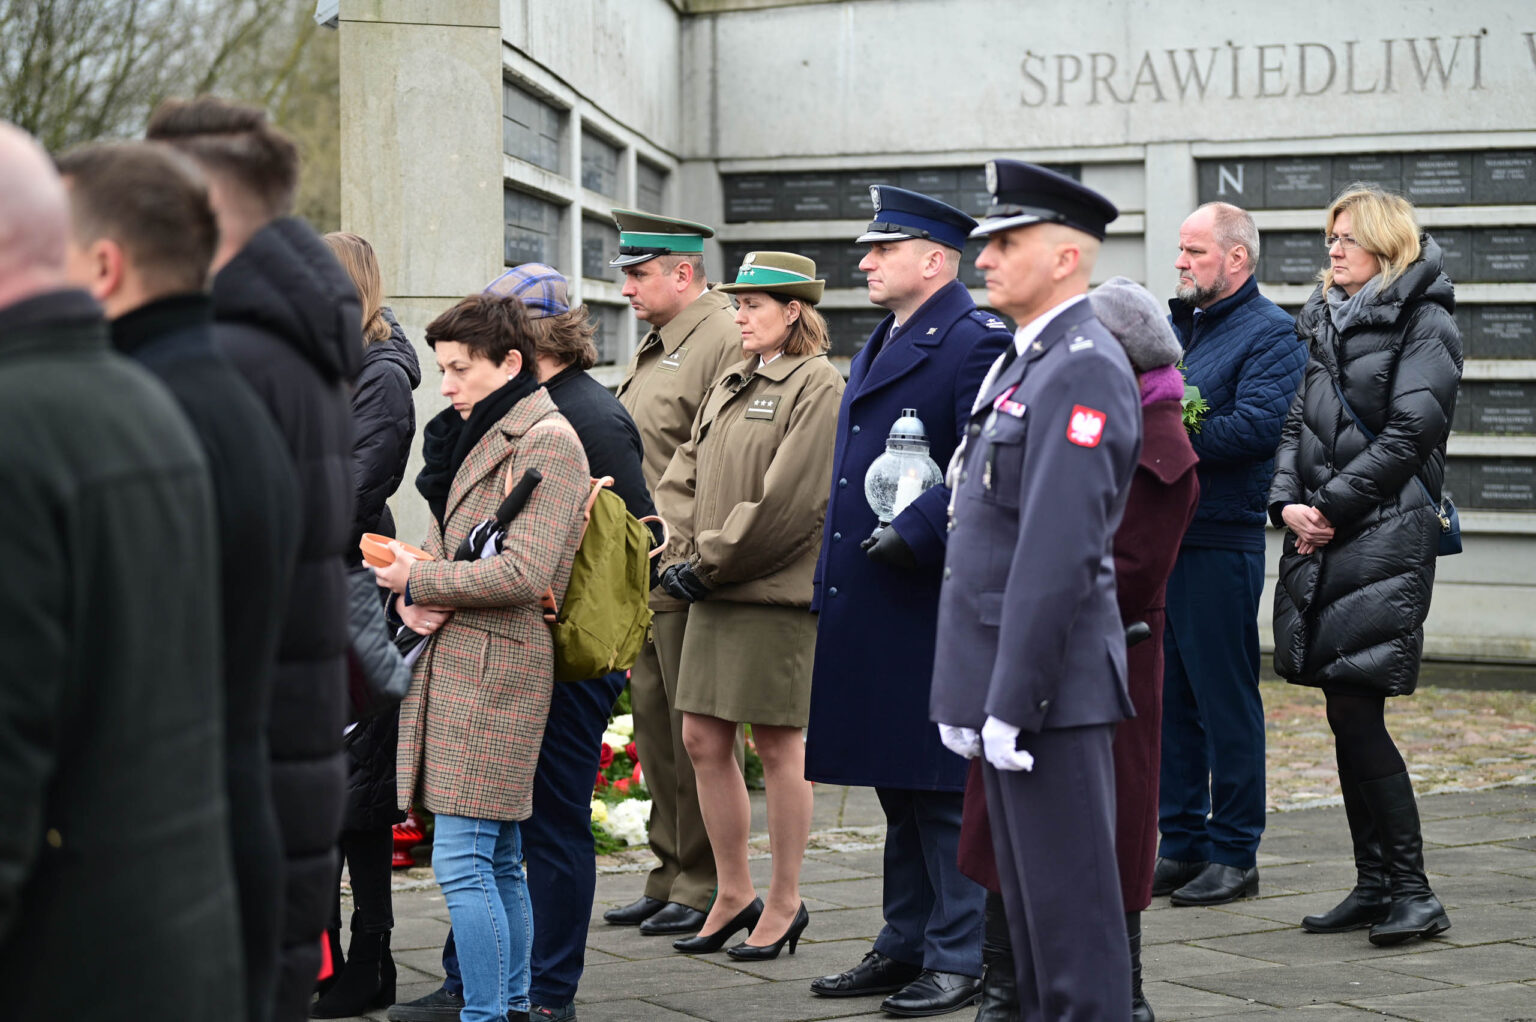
[1143,142,1197,300]
[339,0,503,545]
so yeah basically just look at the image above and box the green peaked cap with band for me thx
[716,250,825,305]
[609,208,715,267]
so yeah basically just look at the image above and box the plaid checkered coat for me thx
[397,389,590,820]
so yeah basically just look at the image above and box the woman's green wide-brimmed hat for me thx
[716,251,825,305]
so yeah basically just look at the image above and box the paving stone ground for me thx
[335,673,1536,1021]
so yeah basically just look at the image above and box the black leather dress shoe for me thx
[638,901,708,935]
[602,895,665,926]
[810,949,923,997]
[1170,863,1259,906]
[881,970,984,1017]
[1151,856,1208,897]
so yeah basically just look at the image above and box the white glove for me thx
[982,716,1035,772]
[938,724,982,759]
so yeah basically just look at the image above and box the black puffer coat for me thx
[342,310,419,830]
[350,308,420,551]
[211,217,361,1021]
[1269,234,1463,696]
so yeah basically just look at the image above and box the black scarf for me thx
[416,372,540,528]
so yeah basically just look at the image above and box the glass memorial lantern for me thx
[864,408,943,527]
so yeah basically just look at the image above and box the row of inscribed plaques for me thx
[1197,151,1536,209]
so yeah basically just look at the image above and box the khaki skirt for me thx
[674,601,817,727]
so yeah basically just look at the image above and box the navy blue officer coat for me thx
[806,279,1012,790]
[930,297,1141,734]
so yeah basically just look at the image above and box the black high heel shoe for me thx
[673,898,764,953]
[725,903,809,961]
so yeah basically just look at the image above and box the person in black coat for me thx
[393,264,655,1022]
[0,121,243,1020]
[149,97,362,1022]
[309,231,421,1018]
[57,140,303,1022]
[1271,186,1462,947]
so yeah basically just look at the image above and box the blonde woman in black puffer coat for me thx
[1270,185,1462,948]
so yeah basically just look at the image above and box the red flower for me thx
[613,778,631,794]
[632,761,644,784]
[594,771,609,791]
[598,743,614,769]
[625,742,638,764]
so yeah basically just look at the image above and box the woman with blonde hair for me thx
[655,252,844,961]
[1271,185,1462,946]
[312,231,421,1016]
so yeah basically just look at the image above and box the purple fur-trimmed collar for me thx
[1139,364,1185,406]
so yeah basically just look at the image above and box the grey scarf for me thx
[1325,275,1383,334]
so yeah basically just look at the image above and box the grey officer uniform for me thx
[931,163,1142,1021]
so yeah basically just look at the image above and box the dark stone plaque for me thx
[719,244,755,280]
[1468,305,1536,359]
[722,174,780,223]
[841,173,893,219]
[1332,153,1402,195]
[1472,382,1536,435]
[1405,152,1473,205]
[901,168,961,207]
[1441,458,1473,504]
[1472,228,1536,283]
[503,188,558,268]
[1452,388,1474,433]
[959,242,987,289]
[590,304,623,366]
[1473,151,1536,204]
[825,308,887,358]
[1430,228,1472,285]
[1474,458,1536,509]
[957,167,992,218]
[580,217,619,281]
[780,173,841,220]
[1260,231,1323,284]
[1197,158,1265,207]
[1264,158,1332,210]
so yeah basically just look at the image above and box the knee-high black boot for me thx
[1128,912,1153,1022]
[975,891,1019,1022]
[1303,765,1390,933]
[1359,772,1450,946]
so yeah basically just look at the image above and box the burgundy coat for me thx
[958,398,1198,911]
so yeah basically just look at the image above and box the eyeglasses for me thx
[1324,233,1364,251]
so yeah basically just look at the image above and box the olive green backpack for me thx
[541,476,665,682]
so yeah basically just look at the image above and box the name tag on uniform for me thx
[744,395,780,421]
[992,385,1026,418]
[658,345,689,372]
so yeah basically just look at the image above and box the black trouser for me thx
[330,826,396,935]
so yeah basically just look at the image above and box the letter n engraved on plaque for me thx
[1217,164,1244,198]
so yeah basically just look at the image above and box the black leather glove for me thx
[861,525,918,570]
[659,561,712,602]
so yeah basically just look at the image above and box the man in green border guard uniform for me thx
[604,210,744,937]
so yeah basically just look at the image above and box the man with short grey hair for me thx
[1154,202,1307,907]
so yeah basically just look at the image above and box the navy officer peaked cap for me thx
[970,160,1118,241]
[857,185,977,252]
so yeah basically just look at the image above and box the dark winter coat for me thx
[350,309,420,550]
[342,311,420,832]
[0,289,243,1019]
[211,217,362,1018]
[111,294,302,1022]
[544,361,656,521]
[805,280,1011,790]
[1169,275,1306,551]
[1269,235,1463,696]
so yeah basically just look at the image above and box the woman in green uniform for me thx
[654,252,845,962]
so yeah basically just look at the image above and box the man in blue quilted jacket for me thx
[1154,202,1307,907]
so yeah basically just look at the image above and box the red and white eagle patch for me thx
[1066,405,1107,447]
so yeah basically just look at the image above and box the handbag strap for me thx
[1329,375,1448,527]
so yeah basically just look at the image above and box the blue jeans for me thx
[441,672,628,1004]
[432,815,532,1021]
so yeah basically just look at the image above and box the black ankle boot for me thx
[1303,773,1389,933]
[975,891,1019,1022]
[1358,773,1450,946]
[1127,912,1153,1022]
[310,930,395,1018]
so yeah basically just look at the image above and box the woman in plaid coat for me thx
[374,294,589,1022]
